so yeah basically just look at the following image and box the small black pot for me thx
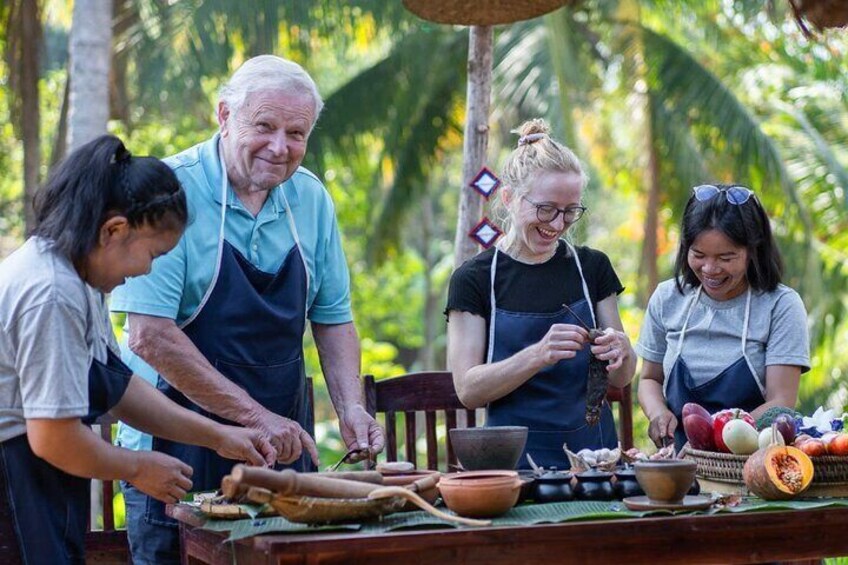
[688,477,701,496]
[612,467,644,499]
[573,469,615,501]
[516,470,537,504]
[533,471,574,503]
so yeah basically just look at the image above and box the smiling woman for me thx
[446,119,637,469]
[636,183,811,451]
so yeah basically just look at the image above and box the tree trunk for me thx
[20,0,41,234]
[641,96,661,303]
[420,192,437,370]
[453,25,494,269]
[49,75,70,171]
[68,0,113,152]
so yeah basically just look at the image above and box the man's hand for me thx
[247,407,320,466]
[212,424,276,467]
[339,404,385,461]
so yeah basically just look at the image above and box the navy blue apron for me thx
[665,287,764,451]
[0,347,132,565]
[147,162,313,527]
[485,243,617,470]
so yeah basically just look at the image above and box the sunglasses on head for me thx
[692,184,754,205]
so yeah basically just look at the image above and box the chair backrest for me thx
[86,413,130,564]
[364,372,634,471]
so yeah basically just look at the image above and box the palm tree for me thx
[67,0,112,150]
[1,0,42,232]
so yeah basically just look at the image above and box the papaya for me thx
[683,414,715,451]
[743,444,814,500]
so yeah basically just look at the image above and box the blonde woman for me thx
[446,119,636,468]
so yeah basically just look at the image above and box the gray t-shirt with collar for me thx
[635,279,810,394]
[0,237,117,443]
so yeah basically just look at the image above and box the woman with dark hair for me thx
[0,135,274,564]
[636,184,810,450]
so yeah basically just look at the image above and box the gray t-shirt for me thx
[0,238,117,442]
[635,280,810,395]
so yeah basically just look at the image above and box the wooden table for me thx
[167,503,844,564]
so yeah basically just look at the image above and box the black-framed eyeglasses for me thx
[521,196,587,223]
[693,184,754,205]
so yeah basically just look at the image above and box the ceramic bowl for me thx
[449,426,528,470]
[633,459,697,504]
[438,471,521,518]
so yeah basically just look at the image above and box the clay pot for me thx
[516,470,536,504]
[438,471,521,518]
[633,459,697,504]
[573,470,615,501]
[533,471,574,503]
[449,426,528,470]
[612,468,644,499]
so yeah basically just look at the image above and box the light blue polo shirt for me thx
[110,134,352,451]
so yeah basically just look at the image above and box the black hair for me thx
[32,135,188,266]
[674,183,783,294]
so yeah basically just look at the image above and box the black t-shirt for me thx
[446,241,624,335]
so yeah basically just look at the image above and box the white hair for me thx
[218,55,324,128]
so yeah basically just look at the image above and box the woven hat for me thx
[402,0,572,26]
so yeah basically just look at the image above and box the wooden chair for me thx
[85,413,130,565]
[363,372,634,471]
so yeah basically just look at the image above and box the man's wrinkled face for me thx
[218,89,315,194]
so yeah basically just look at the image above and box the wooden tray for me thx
[197,501,276,520]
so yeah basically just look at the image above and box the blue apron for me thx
[485,244,617,470]
[146,152,313,528]
[0,347,132,565]
[665,287,765,451]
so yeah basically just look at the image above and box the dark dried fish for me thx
[586,330,609,426]
[562,303,608,426]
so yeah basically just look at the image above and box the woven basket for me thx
[683,447,848,486]
[401,0,574,26]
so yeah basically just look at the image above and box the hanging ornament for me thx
[469,166,501,200]
[469,217,503,249]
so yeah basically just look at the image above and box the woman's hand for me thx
[533,323,590,367]
[589,328,632,371]
[647,409,678,447]
[213,424,276,467]
[129,451,194,504]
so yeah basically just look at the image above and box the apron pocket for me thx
[215,356,305,419]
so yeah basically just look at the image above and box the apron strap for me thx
[180,141,310,329]
[665,286,701,398]
[487,241,594,362]
[278,186,310,322]
[179,140,228,330]
[566,242,595,327]
[486,248,499,364]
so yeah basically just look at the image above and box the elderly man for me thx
[110,55,384,564]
